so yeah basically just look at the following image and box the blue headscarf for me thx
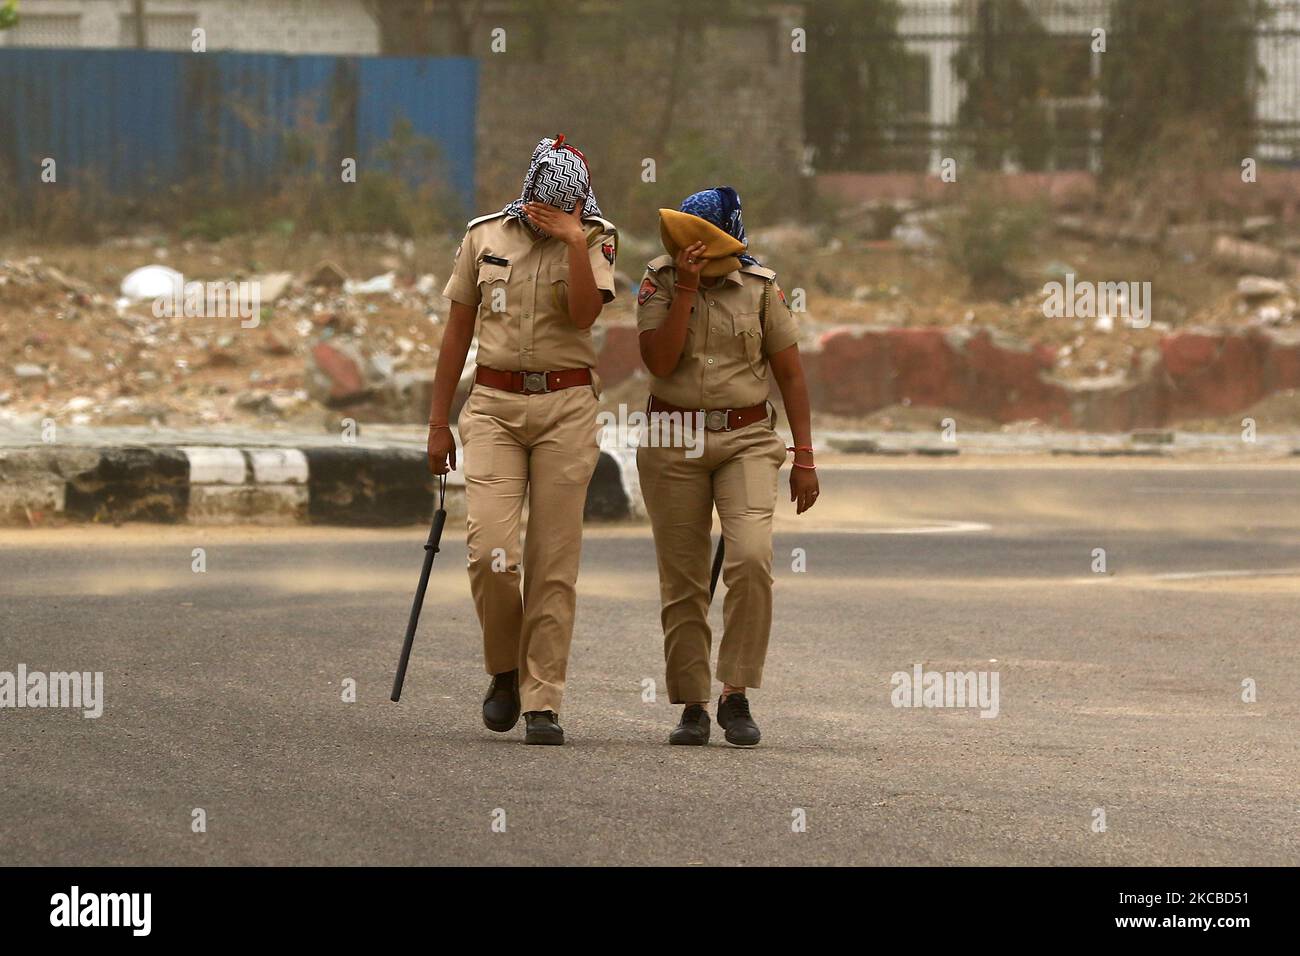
[679,186,759,266]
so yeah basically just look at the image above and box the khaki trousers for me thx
[458,382,601,715]
[636,421,787,703]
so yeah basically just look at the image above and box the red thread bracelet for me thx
[788,445,814,453]
[792,461,817,470]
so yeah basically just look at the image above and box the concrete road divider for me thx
[0,432,639,527]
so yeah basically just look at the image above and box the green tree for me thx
[951,0,1056,171]
[803,0,913,171]
[1101,0,1268,174]
[1,1,19,30]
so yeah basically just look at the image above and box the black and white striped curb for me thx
[0,437,643,527]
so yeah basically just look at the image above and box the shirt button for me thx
[707,358,715,365]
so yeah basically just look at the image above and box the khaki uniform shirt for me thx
[635,254,799,408]
[443,212,618,372]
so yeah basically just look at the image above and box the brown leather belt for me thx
[475,365,592,395]
[648,395,769,432]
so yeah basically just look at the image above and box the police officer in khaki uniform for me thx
[636,187,819,747]
[426,136,617,745]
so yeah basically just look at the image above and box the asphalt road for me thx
[2,460,1298,866]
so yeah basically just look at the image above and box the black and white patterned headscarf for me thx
[502,135,602,234]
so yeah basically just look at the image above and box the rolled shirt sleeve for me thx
[442,230,480,307]
[588,228,618,303]
[634,267,674,333]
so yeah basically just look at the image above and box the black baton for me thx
[709,536,725,601]
[391,474,447,702]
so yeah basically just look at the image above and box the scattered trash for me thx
[891,221,936,251]
[120,264,183,301]
[1240,215,1278,239]
[344,272,397,295]
[253,272,294,303]
[1237,275,1290,300]
[235,389,308,417]
[1211,236,1289,277]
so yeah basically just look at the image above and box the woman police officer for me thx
[636,186,819,747]
[426,136,618,746]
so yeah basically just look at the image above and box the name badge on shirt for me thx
[482,254,510,266]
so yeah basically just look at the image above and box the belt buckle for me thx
[522,371,549,394]
[705,409,730,432]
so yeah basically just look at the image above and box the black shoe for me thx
[523,710,564,746]
[668,704,711,745]
[482,670,521,732]
[716,693,761,746]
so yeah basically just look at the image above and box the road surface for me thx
[2,460,1298,865]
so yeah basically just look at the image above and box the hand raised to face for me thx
[674,242,708,288]
[523,200,587,244]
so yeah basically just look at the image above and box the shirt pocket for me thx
[548,259,570,313]
[476,262,512,320]
[731,311,767,381]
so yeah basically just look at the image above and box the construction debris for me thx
[2,248,450,429]
[1211,235,1290,276]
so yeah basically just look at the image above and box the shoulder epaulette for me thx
[583,215,618,235]
[465,210,508,231]
[584,217,618,249]
[739,262,776,281]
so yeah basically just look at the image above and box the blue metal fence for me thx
[0,48,478,209]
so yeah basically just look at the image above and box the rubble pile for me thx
[4,212,1300,433]
[2,246,452,428]
[749,202,1300,387]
